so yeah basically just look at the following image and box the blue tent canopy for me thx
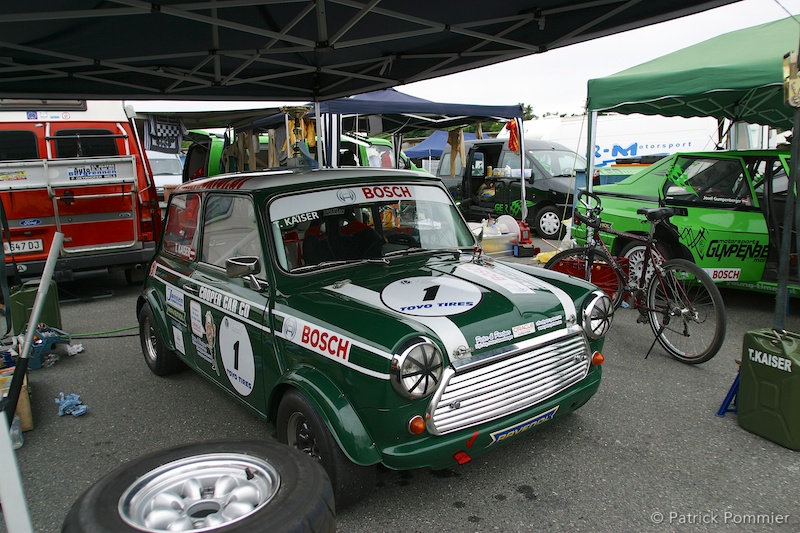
[405,130,478,159]
[247,88,522,134]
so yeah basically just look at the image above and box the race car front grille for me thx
[427,330,590,435]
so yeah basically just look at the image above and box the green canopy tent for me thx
[586,16,800,131]
[585,14,800,326]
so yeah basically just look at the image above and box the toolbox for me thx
[738,328,800,450]
[9,278,62,335]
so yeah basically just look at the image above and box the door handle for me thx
[183,284,199,295]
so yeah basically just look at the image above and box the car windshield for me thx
[528,149,586,177]
[269,183,475,271]
[149,157,183,175]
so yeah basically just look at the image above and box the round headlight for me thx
[391,338,444,399]
[583,291,614,339]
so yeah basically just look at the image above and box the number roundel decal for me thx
[219,316,256,396]
[381,277,482,316]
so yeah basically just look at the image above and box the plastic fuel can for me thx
[738,328,800,450]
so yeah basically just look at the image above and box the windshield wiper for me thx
[292,257,389,273]
[383,247,466,259]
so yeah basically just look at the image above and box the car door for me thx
[660,154,768,283]
[186,193,273,416]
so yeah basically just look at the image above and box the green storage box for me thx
[738,329,800,450]
[9,279,62,336]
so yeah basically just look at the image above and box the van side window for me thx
[200,195,265,271]
[163,193,201,260]
[0,131,38,161]
[54,129,118,158]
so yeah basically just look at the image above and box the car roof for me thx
[176,166,440,195]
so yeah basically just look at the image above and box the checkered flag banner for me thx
[145,115,187,153]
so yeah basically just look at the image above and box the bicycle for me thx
[544,190,726,364]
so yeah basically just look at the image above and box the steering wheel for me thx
[574,190,603,229]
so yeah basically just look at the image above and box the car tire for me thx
[276,389,376,509]
[535,206,567,240]
[62,440,336,533]
[138,304,184,376]
[619,241,669,290]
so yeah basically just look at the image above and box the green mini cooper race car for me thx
[572,149,797,296]
[136,166,611,514]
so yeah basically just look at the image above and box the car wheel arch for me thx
[272,370,381,467]
[137,291,178,354]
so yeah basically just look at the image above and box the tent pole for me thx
[774,105,800,330]
[586,111,598,193]
[517,117,527,221]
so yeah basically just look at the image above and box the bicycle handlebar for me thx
[574,190,603,229]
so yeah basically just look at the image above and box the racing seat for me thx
[302,221,335,265]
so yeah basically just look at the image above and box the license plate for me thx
[3,239,44,254]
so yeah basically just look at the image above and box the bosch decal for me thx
[381,277,481,316]
[706,268,741,281]
[747,348,793,373]
[361,185,412,200]
[336,189,357,203]
[488,406,559,445]
[704,240,769,262]
[283,316,352,362]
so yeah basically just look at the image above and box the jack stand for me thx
[716,366,740,417]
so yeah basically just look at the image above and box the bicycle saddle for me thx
[636,207,675,222]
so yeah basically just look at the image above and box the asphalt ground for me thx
[2,239,800,533]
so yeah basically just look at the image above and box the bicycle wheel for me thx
[544,247,625,309]
[645,258,726,364]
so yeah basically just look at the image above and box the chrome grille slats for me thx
[428,332,590,435]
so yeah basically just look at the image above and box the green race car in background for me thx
[571,149,796,296]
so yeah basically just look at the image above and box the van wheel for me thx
[276,389,376,509]
[62,440,336,533]
[535,206,566,240]
[138,304,184,376]
[125,267,146,285]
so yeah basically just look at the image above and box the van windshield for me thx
[269,183,474,271]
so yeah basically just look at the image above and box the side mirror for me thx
[226,256,265,291]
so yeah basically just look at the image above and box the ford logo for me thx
[20,219,41,227]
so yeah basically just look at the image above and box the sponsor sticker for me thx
[475,329,513,349]
[219,316,256,395]
[381,276,481,316]
[488,406,559,445]
[282,316,352,362]
[747,348,793,373]
[706,268,740,281]
[512,322,537,338]
[67,164,118,180]
[535,316,563,331]
[0,171,27,181]
[172,326,185,355]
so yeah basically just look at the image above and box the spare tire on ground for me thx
[62,439,335,533]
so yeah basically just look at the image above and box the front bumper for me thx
[377,365,601,470]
